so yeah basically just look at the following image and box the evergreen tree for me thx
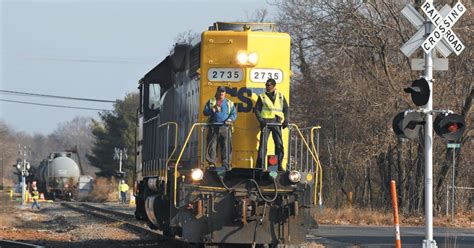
[87,92,139,178]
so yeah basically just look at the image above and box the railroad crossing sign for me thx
[421,1,466,55]
[400,2,466,57]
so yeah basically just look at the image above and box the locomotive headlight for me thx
[236,52,248,64]
[191,168,204,181]
[248,52,258,65]
[288,170,301,183]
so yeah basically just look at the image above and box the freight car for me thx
[134,22,323,246]
[36,152,81,200]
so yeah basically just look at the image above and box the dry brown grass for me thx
[83,177,119,202]
[315,207,473,228]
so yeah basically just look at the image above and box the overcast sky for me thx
[0,0,276,135]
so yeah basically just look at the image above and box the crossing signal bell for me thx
[404,78,430,106]
[392,112,425,140]
[434,113,465,141]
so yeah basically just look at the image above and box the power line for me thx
[0,99,111,111]
[0,90,116,103]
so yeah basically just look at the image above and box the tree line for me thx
[1,1,471,215]
[276,0,472,213]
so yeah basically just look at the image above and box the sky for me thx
[0,0,277,135]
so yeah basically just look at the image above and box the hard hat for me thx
[217,86,226,92]
[121,180,125,183]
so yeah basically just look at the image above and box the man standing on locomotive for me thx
[203,86,237,170]
[254,78,289,170]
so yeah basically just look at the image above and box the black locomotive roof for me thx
[140,56,172,87]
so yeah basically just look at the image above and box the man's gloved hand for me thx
[282,120,288,129]
[259,119,267,128]
[225,119,233,125]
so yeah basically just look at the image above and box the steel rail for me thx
[61,203,158,237]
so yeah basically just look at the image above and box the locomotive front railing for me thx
[287,124,323,206]
[310,126,323,206]
[171,122,322,207]
[173,122,232,207]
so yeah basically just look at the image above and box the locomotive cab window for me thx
[148,83,161,110]
[143,82,161,119]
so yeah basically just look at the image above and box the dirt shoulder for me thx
[315,207,473,228]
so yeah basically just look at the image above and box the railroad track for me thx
[61,203,196,247]
[0,240,45,248]
[61,202,158,237]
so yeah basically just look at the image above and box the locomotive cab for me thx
[135,22,322,246]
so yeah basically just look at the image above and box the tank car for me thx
[36,152,81,200]
[134,22,323,246]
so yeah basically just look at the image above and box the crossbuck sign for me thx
[401,1,466,57]
[421,1,466,55]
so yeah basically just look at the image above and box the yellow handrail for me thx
[310,126,323,206]
[288,124,323,206]
[173,123,209,207]
[159,122,178,195]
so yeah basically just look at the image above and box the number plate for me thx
[250,69,283,83]
[208,68,243,82]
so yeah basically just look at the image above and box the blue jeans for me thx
[120,192,127,203]
[32,199,40,209]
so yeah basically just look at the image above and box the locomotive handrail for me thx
[310,126,323,206]
[159,122,178,195]
[173,122,232,207]
[288,124,323,206]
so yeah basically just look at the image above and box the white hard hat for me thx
[121,180,125,183]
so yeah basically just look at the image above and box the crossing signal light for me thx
[404,78,430,106]
[392,112,425,140]
[434,113,465,141]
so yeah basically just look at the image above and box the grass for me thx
[315,207,473,227]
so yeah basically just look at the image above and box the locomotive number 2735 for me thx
[208,68,243,82]
[250,69,283,83]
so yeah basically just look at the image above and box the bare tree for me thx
[277,0,473,213]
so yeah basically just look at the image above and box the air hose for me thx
[219,177,278,203]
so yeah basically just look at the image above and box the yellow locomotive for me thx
[135,22,322,246]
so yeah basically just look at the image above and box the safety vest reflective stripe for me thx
[32,191,39,200]
[259,92,284,121]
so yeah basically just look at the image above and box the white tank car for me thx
[37,152,81,200]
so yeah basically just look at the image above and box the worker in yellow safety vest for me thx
[254,78,289,170]
[119,180,129,204]
[203,86,237,170]
[31,188,40,209]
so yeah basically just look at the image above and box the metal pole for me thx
[423,12,437,248]
[446,186,449,217]
[1,155,4,190]
[21,153,26,206]
[119,150,123,173]
[451,147,455,222]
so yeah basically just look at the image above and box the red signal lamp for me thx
[434,113,465,141]
[268,155,278,166]
[447,123,458,133]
